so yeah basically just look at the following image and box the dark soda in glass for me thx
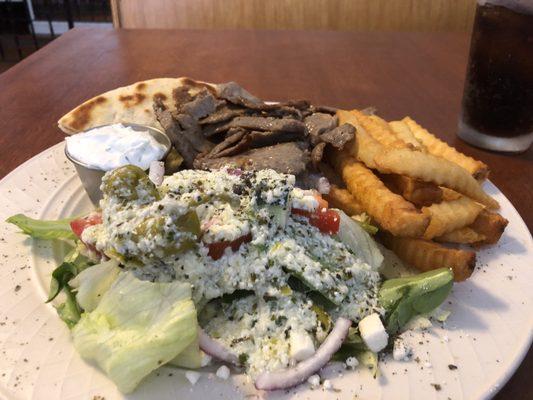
[458,1,533,152]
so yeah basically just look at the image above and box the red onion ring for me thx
[148,161,165,186]
[198,328,239,365]
[317,177,331,195]
[254,317,352,391]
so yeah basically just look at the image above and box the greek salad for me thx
[7,166,453,393]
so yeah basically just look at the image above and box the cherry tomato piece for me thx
[207,233,253,260]
[70,213,103,238]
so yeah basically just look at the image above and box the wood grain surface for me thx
[0,28,531,399]
[111,0,477,32]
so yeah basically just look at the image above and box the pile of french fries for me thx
[325,110,508,282]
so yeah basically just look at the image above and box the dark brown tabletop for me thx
[0,27,531,399]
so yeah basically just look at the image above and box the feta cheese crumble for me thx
[392,338,412,361]
[289,329,315,362]
[322,379,333,391]
[215,365,230,380]
[359,313,389,353]
[291,188,319,212]
[307,374,320,388]
[345,356,359,369]
[185,371,201,385]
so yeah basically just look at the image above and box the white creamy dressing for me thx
[83,167,382,375]
[65,123,167,170]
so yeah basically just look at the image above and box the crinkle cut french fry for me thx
[435,227,486,244]
[470,210,509,245]
[352,112,444,204]
[422,197,484,239]
[336,156,429,237]
[403,117,489,181]
[350,110,406,148]
[323,185,364,216]
[373,147,499,209]
[381,174,443,207]
[441,187,462,201]
[388,120,425,151]
[379,233,476,282]
[336,110,493,208]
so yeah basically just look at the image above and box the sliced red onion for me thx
[254,317,352,391]
[148,161,165,186]
[226,168,243,176]
[198,328,239,365]
[296,172,330,194]
[317,177,331,194]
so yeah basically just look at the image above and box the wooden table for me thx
[0,27,531,399]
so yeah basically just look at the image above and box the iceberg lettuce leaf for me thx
[72,272,197,393]
[6,214,76,240]
[169,337,202,369]
[70,259,121,312]
[335,210,384,270]
[56,287,81,328]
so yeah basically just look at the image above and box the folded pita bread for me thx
[58,77,216,134]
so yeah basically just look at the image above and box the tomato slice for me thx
[292,207,340,234]
[70,213,104,256]
[308,208,340,235]
[291,193,339,234]
[70,213,103,238]
[207,232,253,260]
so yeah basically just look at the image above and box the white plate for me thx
[0,143,532,400]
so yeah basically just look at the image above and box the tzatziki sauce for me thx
[65,124,167,170]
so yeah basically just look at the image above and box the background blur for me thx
[0,0,477,74]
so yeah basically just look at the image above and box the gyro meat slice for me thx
[153,99,198,167]
[319,123,355,149]
[304,113,338,145]
[194,141,310,175]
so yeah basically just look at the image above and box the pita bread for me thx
[58,77,217,134]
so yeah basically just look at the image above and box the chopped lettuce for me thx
[357,350,379,378]
[169,337,202,369]
[379,268,453,334]
[70,259,121,312]
[287,273,338,310]
[333,327,367,360]
[335,210,384,270]
[47,246,94,327]
[377,244,418,279]
[71,272,197,393]
[430,306,451,323]
[56,288,81,328]
[333,328,378,377]
[6,214,76,240]
[351,213,378,235]
[402,315,433,331]
[64,245,94,272]
[47,262,79,303]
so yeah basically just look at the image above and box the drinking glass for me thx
[458,0,533,153]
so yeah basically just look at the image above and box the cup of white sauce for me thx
[65,123,171,205]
